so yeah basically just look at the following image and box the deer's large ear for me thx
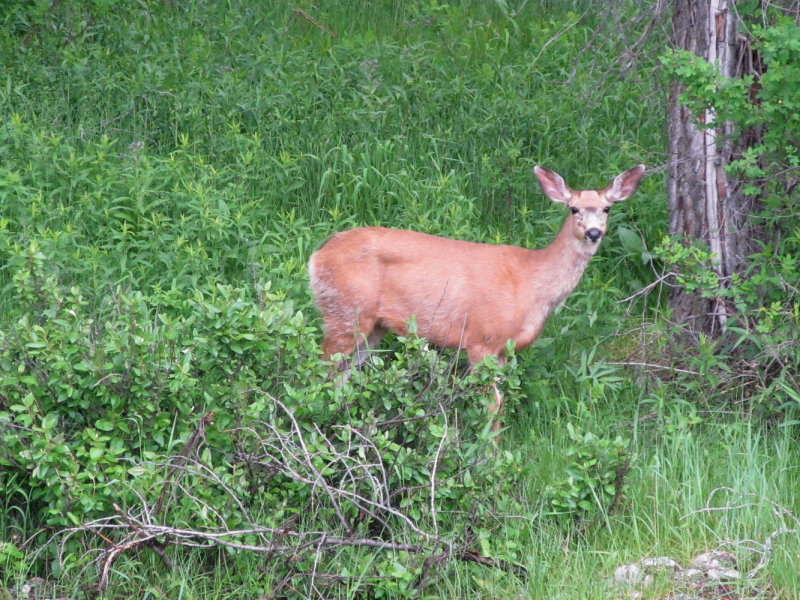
[604,165,646,202]
[534,166,572,204]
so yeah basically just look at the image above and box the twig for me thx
[291,8,338,38]
[576,453,633,535]
[455,549,527,578]
[618,272,676,303]
[605,361,699,375]
[153,411,214,521]
[375,408,444,428]
[548,0,616,85]
[510,0,529,18]
[529,7,591,67]
[21,0,66,47]
[91,373,122,389]
[430,404,448,537]
[144,539,173,571]
[680,487,800,579]
[98,533,160,591]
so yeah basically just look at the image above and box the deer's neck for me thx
[533,219,598,307]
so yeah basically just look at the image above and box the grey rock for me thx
[676,568,704,580]
[614,563,643,585]
[689,551,737,571]
[641,557,681,570]
[706,567,741,581]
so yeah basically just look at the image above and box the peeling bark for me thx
[667,0,760,335]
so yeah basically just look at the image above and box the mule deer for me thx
[308,165,646,423]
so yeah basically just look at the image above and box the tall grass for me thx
[0,0,665,303]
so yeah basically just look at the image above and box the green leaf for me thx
[41,413,59,431]
[95,419,115,431]
[618,225,645,256]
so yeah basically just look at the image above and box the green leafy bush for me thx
[0,241,316,526]
[0,246,526,590]
[545,421,630,521]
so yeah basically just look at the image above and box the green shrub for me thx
[0,247,526,590]
[0,241,315,525]
[546,422,630,521]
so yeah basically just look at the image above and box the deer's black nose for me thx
[586,228,602,243]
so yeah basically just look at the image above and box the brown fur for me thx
[308,165,645,375]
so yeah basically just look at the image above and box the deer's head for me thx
[534,165,646,246]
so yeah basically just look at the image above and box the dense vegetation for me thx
[0,1,798,598]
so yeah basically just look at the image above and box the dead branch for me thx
[289,8,338,38]
[605,361,699,375]
[455,549,528,577]
[153,411,214,522]
[548,0,617,86]
[681,487,800,579]
[71,507,528,593]
[48,386,525,593]
[537,1,669,121]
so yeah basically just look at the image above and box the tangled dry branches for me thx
[49,391,527,595]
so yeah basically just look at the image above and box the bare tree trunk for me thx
[667,0,759,335]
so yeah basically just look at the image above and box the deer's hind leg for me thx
[321,316,386,386]
[467,347,508,434]
[353,324,387,368]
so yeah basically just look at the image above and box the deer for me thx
[308,165,646,429]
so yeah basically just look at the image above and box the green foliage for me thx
[659,13,800,406]
[1,0,121,42]
[656,232,800,408]
[654,237,721,298]
[546,422,629,520]
[0,242,316,527]
[0,0,665,307]
[0,542,23,572]
[0,247,528,592]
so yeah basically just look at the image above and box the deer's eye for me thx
[603,206,610,213]
[570,207,579,215]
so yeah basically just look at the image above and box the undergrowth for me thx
[0,0,798,599]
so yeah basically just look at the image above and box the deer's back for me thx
[309,227,540,353]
